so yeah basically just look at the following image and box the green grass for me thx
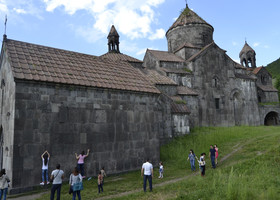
[33,126,280,200]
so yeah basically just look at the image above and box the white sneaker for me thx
[40,182,44,185]
[47,181,50,184]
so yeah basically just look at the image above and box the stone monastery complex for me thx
[0,4,279,193]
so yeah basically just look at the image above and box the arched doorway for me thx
[264,112,279,126]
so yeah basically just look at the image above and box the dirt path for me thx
[94,143,245,200]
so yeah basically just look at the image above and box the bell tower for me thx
[107,25,120,53]
[239,41,256,68]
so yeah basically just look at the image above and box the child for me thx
[40,150,50,185]
[158,162,164,178]
[198,153,206,176]
[100,167,106,184]
[97,171,103,193]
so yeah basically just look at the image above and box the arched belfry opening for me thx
[107,25,120,53]
[264,112,279,126]
[239,41,256,68]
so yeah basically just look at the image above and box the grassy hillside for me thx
[266,57,280,78]
[31,126,280,200]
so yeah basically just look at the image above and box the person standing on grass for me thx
[75,149,90,178]
[97,171,103,194]
[187,149,198,171]
[158,161,164,178]
[198,153,206,176]
[50,164,64,200]
[100,167,106,184]
[40,150,50,185]
[0,169,10,200]
[141,158,153,192]
[69,167,82,200]
[214,144,219,165]
[209,145,216,169]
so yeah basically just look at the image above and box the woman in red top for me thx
[214,144,219,165]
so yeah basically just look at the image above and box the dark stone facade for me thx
[11,81,162,192]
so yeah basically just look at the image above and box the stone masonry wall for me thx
[12,81,163,192]
[0,48,15,184]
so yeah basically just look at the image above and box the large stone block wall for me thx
[12,81,163,192]
[0,49,15,183]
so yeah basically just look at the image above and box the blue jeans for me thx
[98,183,103,193]
[211,156,216,168]
[190,159,195,171]
[42,169,48,182]
[50,184,61,200]
[77,164,84,176]
[143,175,152,192]
[72,189,81,200]
[0,188,8,200]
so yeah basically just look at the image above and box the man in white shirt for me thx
[141,158,153,192]
[50,164,64,200]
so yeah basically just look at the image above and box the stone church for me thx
[0,4,279,193]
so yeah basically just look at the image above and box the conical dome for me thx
[166,5,214,52]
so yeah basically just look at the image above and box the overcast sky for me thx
[0,0,280,66]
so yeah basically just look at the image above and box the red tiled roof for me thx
[177,86,198,96]
[171,102,190,114]
[143,69,177,85]
[252,67,263,74]
[167,6,213,35]
[5,39,159,94]
[101,52,142,63]
[147,49,185,62]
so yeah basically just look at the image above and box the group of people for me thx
[40,149,107,200]
[187,144,219,176]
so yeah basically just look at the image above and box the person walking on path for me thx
[40,150,50,185]
[50,164,64,200]
[198,153,206,176]
[100,167,106,184]
[97,171,103,194]
[158,162,164,178]
[187,149,198,171]
[214,144,219,165]
[209,145,216,169]
[0,169,10,200]
[141,158,153,192]
[75,149,90,178]
[69,167,83,200]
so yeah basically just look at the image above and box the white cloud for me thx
[74,25,104,43]
[42,0,166,40]
[253,42,260,47]
[13,8,27,14]
[149,28,165,40]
